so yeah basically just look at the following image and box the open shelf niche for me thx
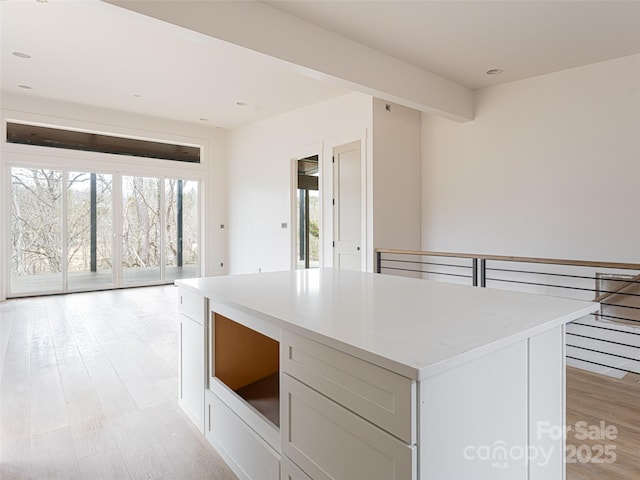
[213,313,280,427]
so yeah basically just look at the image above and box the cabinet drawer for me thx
[282,331,415,443]
[206,391,280,480]
[281,456,312,480]
[282,374,416,480]
[179,288,205,325]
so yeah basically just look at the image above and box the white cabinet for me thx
[282,331,416,444]
[282,331,416,480]
[204,306,281,480]
[281,457,312,480]
[281,374,416,480]
[178,288,207,432]
[176,270,597,480]
[206,390,280,480]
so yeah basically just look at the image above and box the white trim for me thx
[0,163,7,302]
[62,170,69,292]
[113,171,123,288]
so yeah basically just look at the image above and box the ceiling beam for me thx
[106,0,474,122]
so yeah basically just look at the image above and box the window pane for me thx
[165,179,199,282]
[67,172,113,290]
[7,122,200,163]
[122,176,161,284]
[10,167,63,294]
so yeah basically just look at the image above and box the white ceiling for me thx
[2,0,639,128]
[266,0,640,90]
[0,0,350,128]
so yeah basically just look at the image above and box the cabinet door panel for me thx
[282,331,415,443]
[179,288,205,324]
[179,315,205,432]
[282,374,415,480]
[281,456,312,480]
[420,341,528,479]
[206,391,280,480]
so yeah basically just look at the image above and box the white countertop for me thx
[177,269,598,380]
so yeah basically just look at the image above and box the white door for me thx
[333,141,362,271]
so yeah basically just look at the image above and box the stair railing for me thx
[376,248,640,376]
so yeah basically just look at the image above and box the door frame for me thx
[289,142,324,270]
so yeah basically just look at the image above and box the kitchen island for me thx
[176,268,598,480]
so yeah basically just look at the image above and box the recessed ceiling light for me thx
[133,94,142,98]
[199,118,208,122]
[13,52,31,59]
[235,101,247,107]
[18,85,32,90]
[486,68,504,76]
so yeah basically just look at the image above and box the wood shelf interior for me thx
[213,313,280,427]
[235,372,279,427]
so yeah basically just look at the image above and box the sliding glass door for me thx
[67,172,114,290]
[7,166,200,297]
[10,168,63,295]
[165,179,199,282]
[122,175,161,285]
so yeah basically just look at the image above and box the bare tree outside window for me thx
[10,168,63,292]
[9,167,199,295]
[122,175,161,283]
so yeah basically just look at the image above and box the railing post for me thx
[480,259,486,287]
[472,258,478,286]
[90,173,97,273]
[376,250,382,273]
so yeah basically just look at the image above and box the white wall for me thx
[0,93,227,300]
[372,98,422,256]
[225,92,372,274]
[421,54,640,375]
[422,54,640,262]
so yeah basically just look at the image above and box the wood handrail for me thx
[376,248,640,271]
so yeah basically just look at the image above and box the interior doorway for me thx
[295,155,320,269]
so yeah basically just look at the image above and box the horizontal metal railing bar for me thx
[592,313,640,325]
[572,322,640,336]
[566,344,640,363]
[380,258,473,269]
[600,302,640,311]
[566,332,640,350]
[380,266,473,280]
[378,249,481,260]
[485,266,640,284]
[566,356,639,375]
[376,249,640,271]
[484,277,640,298]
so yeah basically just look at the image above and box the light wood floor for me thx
[1,287,638,479]
[566,367,640,479]
[0,286,237,480]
